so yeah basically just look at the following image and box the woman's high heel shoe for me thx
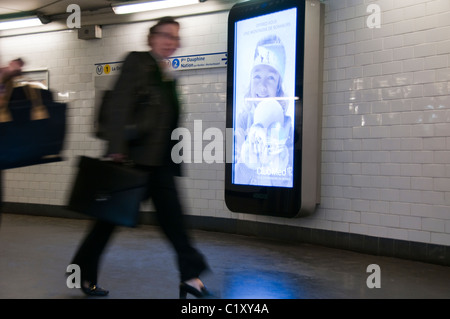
[179,282,214,299]
[81,281,109,297]
[65,271,109,297]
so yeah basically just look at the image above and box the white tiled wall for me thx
[319,0,450,246]
[1,0,450,246]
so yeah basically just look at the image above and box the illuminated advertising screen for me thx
[225,0,315,218]
[231,7,297,188]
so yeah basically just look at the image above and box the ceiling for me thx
[0,0,238,22]
[0,0,237,36]
[0,0,123,17]
[0,1,241,17]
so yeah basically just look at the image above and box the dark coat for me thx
[105,51,180,168]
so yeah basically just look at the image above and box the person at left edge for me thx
[0,58,25,222]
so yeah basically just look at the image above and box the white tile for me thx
[3,3,450,246]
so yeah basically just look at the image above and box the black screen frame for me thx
[225,0,306,218]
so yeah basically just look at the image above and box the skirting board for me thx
[2,202,449,267]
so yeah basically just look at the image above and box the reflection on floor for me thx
[0,213,449,299]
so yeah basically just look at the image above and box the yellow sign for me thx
[95,62,122,76]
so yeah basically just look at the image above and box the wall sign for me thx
[95,61,122,76]
[94,52,227,75]
[165,52,227,71]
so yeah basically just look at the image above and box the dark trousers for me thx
[71,164,208,284]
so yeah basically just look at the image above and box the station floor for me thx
[0,213,449,300]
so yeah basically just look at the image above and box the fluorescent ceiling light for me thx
[0,17,43,30]
[113,0,199,14]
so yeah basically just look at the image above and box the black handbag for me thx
[67,156,149,227]
[0,81,67,169]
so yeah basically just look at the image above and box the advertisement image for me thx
[232,7,297,188]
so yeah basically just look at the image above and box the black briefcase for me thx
[0,82,67,169]
[67,156,149,227]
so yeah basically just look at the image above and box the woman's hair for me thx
[149,16,179,35]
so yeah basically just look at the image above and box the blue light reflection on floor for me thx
[221,270,310,299]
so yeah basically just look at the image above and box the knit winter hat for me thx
[252,35,286,78]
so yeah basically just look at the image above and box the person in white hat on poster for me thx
[234,35,293,186]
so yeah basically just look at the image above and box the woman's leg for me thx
[148,166,209,282]
[71,219,116,284]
